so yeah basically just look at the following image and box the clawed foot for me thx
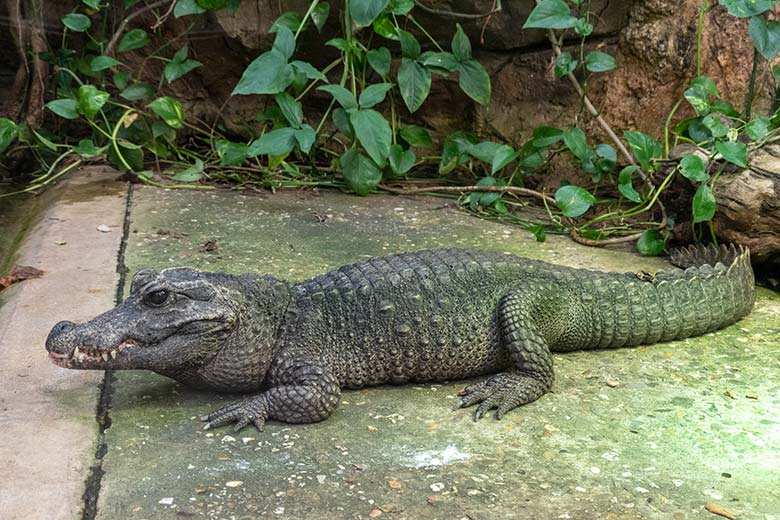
[453,373,547,421]
[201,395,269,432]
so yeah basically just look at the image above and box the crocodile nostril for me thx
[51,320,75,336]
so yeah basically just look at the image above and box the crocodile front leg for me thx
[201,361,342,431]
[455,291,555,421]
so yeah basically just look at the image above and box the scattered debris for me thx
[430,483,445,492]
[199,239,219,253]
[156,228,189,239]
[97,224,111,233]
[605,378,620,388]
[369,508,383,518]
[158,497,174,505]
[0,265,44,291]
[705,501,737,519]
[388,479,402,489]
[225,481,243,488]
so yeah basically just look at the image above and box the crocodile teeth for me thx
[101,352,109,362]
[110,350,117,360]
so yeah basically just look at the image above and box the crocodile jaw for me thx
[48,338,139,369]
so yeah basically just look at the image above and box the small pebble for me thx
[430,482,445,492]
[97,224,111,233]
[225,481,243,488]
[158,497,174,505]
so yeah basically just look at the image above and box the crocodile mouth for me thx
[48,339,139,368]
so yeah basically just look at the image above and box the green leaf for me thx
[46,99,80,119]
[491,145,519,174]
[715,140,748,167]
[233,49,293,95]
[702,114,729,138]
[113,71,130,90]
[62,13,91,32]
[318,84,358,110]
[679,154,709,182]
[595,143,617,174]
[456,60,491,105]
[584,51,617,73]
[523,0,577,29]
[555,52,577,78]
[526,224,547,242]
[349,109,392,166]
[389,0,413,14]
[398,30,421,59]
[574,18,593,36]
[397,58,431,113]
[692,183,716,223]
[718,0,774,18]
[215,140,248,166]
[294,125,316,154]
[745,116,770,140]
[77,85,109,119]
[451,24,471,61]
[175,0,207,16]
[367,47,391,77]
[532,126,564,147]
[170,159,204,182]
[274,92,303,128]
[636,229,666,256]
[749,16,780,60]
[290,60,328,81]
[468,141,505,163]
[312,2,330,31]
[624,130,662,173]
[372,17,399,40]
[82,0,101,9]
[340,148,382,195]
[421,52,459,73]
[164,46,202,83]
[350,0,390,27]
[271,12,303,33]
[72,138,106,158]
[388,144,415,174]
[147,96,185,129]
[562,128,591,160]
[711,99,740,118]
[359,82,394,109]
[0,118,18,155]
[332,108,354,139]
[618,165,641,203]
[399,125,432,148]
[90,55,121,71]
[120,82,154,101]
[196,0,227,9]
[248,127,296,157]
[118,29,148,52]
[684,76,719,115]
[555,185,596,217]
[271,25,295,61]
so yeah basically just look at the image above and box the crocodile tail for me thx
[654,243,755,340]
[669,243,746,270]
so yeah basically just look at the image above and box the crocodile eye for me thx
[144,289,170,307]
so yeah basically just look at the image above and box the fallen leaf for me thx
[705,501,736,520]
[426,423,439,431]
[367,425,378,432]
[0,265,44,291]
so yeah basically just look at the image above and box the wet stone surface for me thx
[98,187,780,519]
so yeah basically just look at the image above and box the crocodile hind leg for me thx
[455,291,555,421]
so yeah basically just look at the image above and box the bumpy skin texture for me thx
[46,245,755,431]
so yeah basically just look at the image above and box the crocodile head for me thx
[46,268,290,391]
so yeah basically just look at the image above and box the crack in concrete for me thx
[80,183,133,520]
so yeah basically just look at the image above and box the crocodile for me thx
[46,245,754,431]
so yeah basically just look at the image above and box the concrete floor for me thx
[2,173,779,519]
